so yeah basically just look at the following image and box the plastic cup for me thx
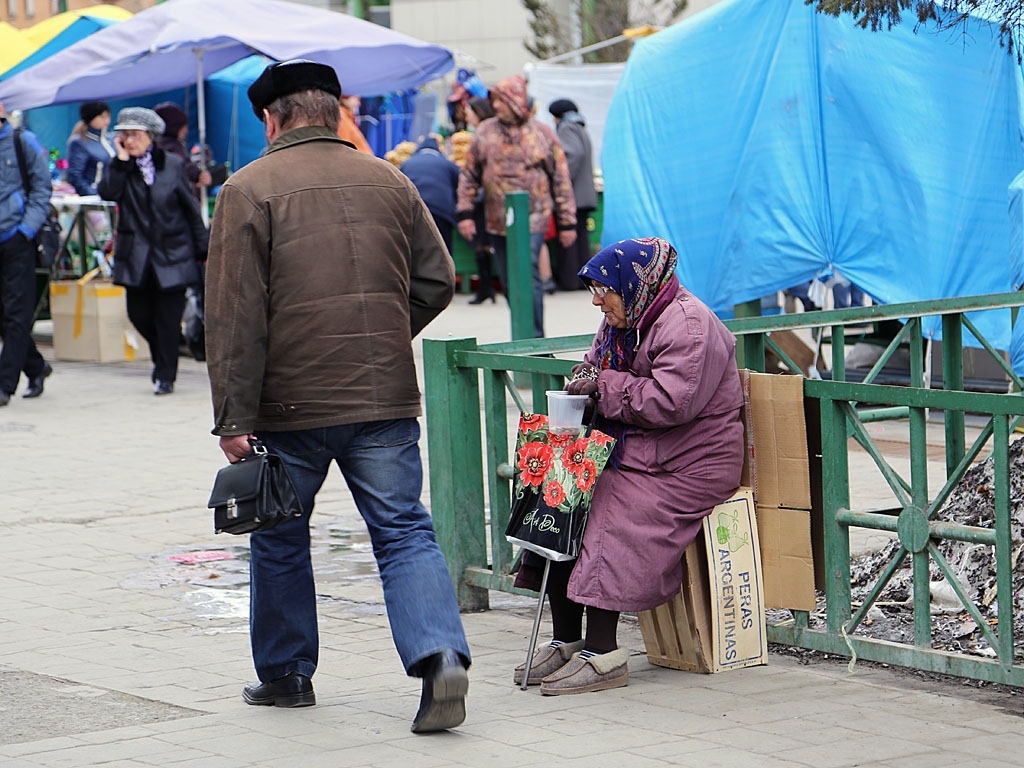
[546,390,590,434]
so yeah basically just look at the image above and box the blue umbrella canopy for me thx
[0,0,453,109]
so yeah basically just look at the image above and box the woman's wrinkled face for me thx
[118,129,152,157]
[589,282,627,328]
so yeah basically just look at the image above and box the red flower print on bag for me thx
[548,430,577,448]
[517,442,555,487]
[561,438,591,475]
[591,432,614,448]
[574,459,598,492]
[519,413,546,433]
[543,480,567,507]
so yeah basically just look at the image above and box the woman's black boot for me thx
[469,249,496,304]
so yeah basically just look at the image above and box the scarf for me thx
[578,237,680,463]
[136,147,155,186]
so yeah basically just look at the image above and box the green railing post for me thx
[422,337,489,611]
[941,313,965,475]
[506,191,534,343]
[821,396,852,633]
[733,299,764,370]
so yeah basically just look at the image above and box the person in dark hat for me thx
[154,102,212,202]
[205,59,471,733]
[98,107,208,396]
[65,100,114,196]
[548,98,597,291]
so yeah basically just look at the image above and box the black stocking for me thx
[583,607,620,654]
[545,559,584,642]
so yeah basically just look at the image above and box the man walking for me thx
[456,75,577,337]
[0,103,53,406]
[204,60,470,733]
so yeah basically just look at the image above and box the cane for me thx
[520,556,552,691]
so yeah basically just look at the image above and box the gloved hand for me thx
[570,363,598,381]
[565,377,598,397]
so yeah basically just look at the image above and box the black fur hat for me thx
[247,59,342,120]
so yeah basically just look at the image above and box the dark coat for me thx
[205,127,454,436]
[98,146,208,290]
[399,142,460,225]
[66,128,114,196]
[555,112,598,211]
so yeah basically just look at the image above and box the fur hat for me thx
[247,59,342,119]
[548,99,578,119]
[79,101,110,124]
[113,107,165,137]
[154,102,188,136]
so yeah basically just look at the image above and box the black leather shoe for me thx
[467,294,495,305]
[242,672,315,708]
[410,649,468,733]
[153,380,174,395]
[22,362,52,399]
[0,391,9,407]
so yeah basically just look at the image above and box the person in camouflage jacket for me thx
[456,75,576,337]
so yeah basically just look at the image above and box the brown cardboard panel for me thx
[743,371,811,509]
[639,489,767,673]
[50,280,148,363]
[756,505,816,611]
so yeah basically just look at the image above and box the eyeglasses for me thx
[587,283,612,298]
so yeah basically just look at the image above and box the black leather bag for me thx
[208,441,302,535]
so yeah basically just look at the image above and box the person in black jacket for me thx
[99,107,208,395]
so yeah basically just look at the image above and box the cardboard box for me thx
[638,489,767,673]
[756,505,816,611]
[739,370,811,509]
[50,276,148,363]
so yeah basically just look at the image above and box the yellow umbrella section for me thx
[0,22,35,74]
[20,5,132,48]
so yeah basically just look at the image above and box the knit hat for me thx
[154,102,188,137]
[548,99,578,119]
[247,59,342,119]
[79,101,110,124]
[113,107,165,137]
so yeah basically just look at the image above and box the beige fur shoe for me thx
[513,639,585,686]
[539,648,630,695]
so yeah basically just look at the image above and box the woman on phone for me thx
[99,107,208,395]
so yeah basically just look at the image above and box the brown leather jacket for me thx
[205,126,454,436]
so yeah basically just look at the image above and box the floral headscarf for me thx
[579,237,679,372]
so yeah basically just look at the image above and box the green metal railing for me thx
[424,291,1024,683]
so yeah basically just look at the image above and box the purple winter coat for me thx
[567,285,745,612]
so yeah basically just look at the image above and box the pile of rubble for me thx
[845,435,1024,659]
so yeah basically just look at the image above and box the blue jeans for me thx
[251,418,470,682]
[491,231,546,338]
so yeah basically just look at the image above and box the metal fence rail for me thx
[423,292,1024,684]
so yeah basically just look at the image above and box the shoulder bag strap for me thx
[12,127,32,194]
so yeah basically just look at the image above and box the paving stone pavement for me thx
[2,290,1023,767]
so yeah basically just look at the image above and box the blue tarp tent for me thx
[601,0,1024,362]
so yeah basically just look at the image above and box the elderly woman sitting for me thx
[515,237,745,695]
